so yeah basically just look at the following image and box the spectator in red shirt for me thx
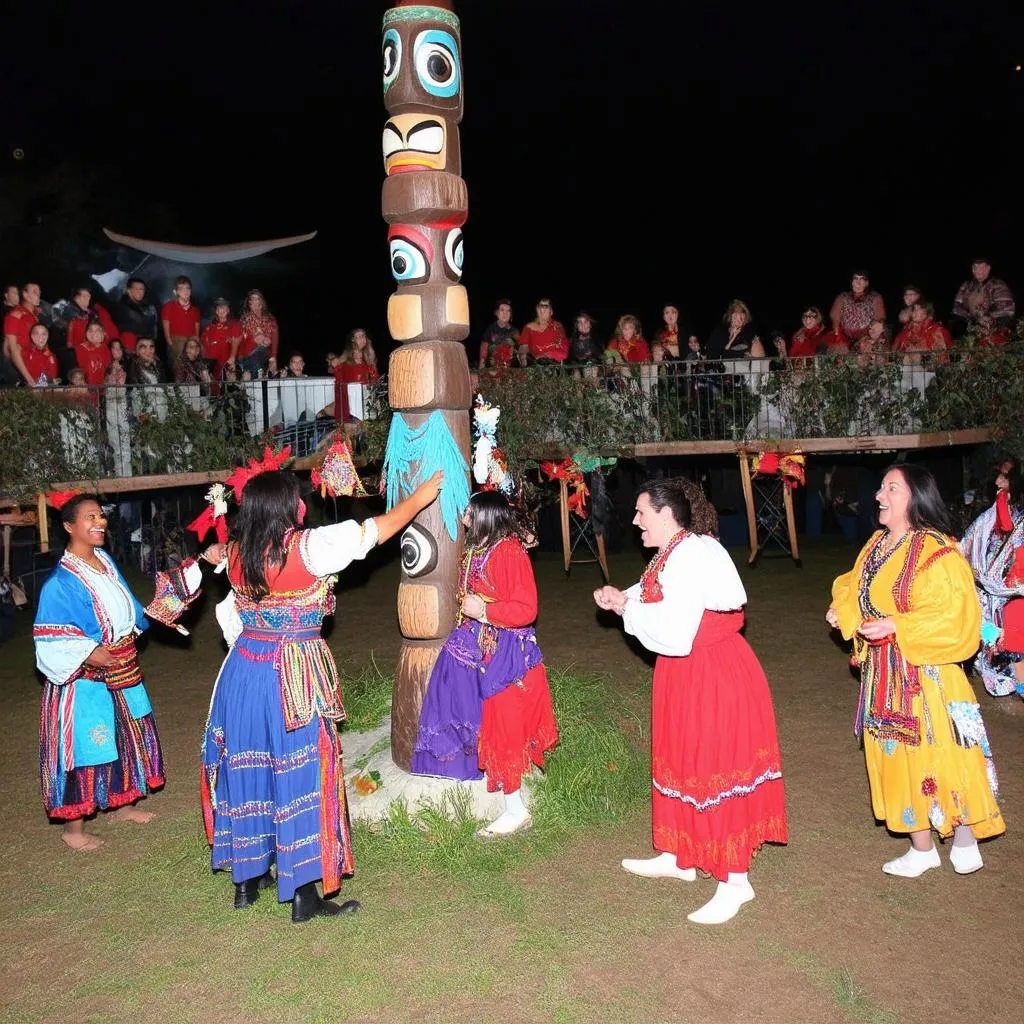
[336,328,380,384]
[478,299,518,369]
[23,323,59,385]
[3,281,42,385]
[605,314,651,364]
[161,276,201,368]
[2,284,18,314]
[75,320,113,387]
[65,286,120,351]
[518,298,569,365]
[786,307,827,358]
[202,297,242,382]
[237,289,280,377]
[893,301,951,365]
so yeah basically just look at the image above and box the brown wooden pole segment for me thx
[382,1,471,770]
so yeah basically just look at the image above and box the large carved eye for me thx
[406,119,444,154]
[444,227,464,281]
[382,28,402,91]
[388,226,433,285]
[401,523,438,578]
[413,29,460,99]
[389,238,429,283]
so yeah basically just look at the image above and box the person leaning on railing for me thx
[518,298,568,366]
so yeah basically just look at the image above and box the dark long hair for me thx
[231,470,300,599]
[886,462,954,535]
[465,491,523,548]
[639,476,719,537]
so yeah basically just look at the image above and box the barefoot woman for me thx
[33,496,193,850]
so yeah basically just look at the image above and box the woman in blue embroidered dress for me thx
[34,494,207,852]
[202,468,442,922]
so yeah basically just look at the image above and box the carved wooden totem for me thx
[382,0,472,770]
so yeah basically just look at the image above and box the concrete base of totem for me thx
[342,716,514,824]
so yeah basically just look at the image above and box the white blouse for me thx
[215,518,379,647]
[622,534,747,657]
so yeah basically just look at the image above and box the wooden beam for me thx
[737,453,758,565]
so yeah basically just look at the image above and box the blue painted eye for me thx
[413,29,460,98]
[444,228,464,280]
[382,28,402,91]
[389,238,429,283]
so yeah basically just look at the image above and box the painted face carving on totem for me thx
[382,113,461,176]
[382,2,464,121]
[388,223,464,285]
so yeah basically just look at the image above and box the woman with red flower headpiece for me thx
[594,477,787,924]
[201,462,443,923]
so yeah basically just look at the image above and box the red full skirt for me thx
[478,664,559,794]
[651,611,788,881]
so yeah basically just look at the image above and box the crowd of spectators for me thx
[476,259,1017,373]
[1,275,381,404]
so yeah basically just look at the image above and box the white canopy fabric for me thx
[102,228,317,264]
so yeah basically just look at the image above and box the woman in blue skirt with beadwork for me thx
[202,467,441,922]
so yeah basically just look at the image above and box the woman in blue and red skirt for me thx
[203,466,442,922]
[595,477,787,924]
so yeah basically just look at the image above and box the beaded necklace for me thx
[639,529,689,603]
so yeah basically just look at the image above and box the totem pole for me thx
[381,0,472,771]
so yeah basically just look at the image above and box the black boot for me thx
[290,881,361,924]
[233,869,275,910]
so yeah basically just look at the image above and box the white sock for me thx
[952,825,975,848]
[727,871,751,889]
[504,788,526,817]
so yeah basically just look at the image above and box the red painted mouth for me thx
[389,163,432,174]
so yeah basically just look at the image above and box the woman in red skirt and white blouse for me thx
[595,477,787,924]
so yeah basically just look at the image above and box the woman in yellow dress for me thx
[828,463,1004,877]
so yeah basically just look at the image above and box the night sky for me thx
[3,0,1021,365]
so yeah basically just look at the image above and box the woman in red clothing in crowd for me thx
[202,298,242,383]
[605,314,651,364]
[23,324,59,385]
[892,301,951,365]
[788,307,828,359]
[65,287,120,352]
[237,290,280,378]
[75,320,112,387]
[335,328,379,385]
[412,491,559,837]
[518,298,568,365]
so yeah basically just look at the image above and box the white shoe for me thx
[686,879,755,925]
[476,809,531,838]
[882,845,940,878]
[949,842,984,875]
[621,852,697,881]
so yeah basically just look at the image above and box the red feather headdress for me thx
[47,489,82,510]
[224,446,293,503]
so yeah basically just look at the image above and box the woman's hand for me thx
[461,593,486,621]
[857,617,896,641]
[86,644,116,668]
[202,543,227,565]
[825,606,840,629]
[594,585,628,615]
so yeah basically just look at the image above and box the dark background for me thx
[2,0,1021,367]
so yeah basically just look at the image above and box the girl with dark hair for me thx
[594,477,787,924]
[961,455,1024,698]
[412,491,559,837]
[202,466,443,922]
[829,463,1004,877]
[33,494,209,851]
